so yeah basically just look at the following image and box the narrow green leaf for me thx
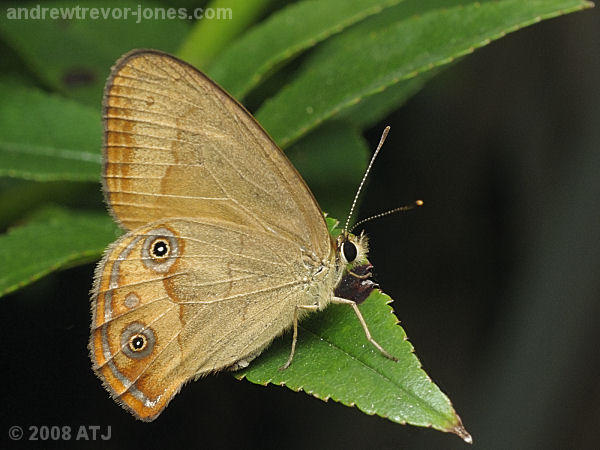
[256,0,592,147]
[288,122,369,221]
[209,0,404,98]
[0,85,102,181]
[338,69,439,129]
[0,208,118,297]
[177,0,274,70]
[237,288,471,441]
[0,0,189,106]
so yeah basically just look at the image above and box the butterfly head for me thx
[333,230,377,305]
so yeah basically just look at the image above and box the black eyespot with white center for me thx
[129,334,147,352]
[151,239,169,258]
[342,240,358,263]
[141,227,178,273]
[121,322,155,360]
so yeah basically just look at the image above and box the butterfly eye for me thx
[121,322,155,360]
[141,227,179,273]
[342,241,358,263]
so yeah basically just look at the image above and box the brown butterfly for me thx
[90,49,402,421]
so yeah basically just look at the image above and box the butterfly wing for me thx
[90,218,325,421]
[102,49,329,258]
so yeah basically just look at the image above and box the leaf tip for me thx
[451,417,472,444]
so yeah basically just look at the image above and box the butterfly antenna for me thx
[344,126,391,232]
[349,200,424,233]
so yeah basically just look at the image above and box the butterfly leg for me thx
[330,297,398,362]
[279,304,319,371]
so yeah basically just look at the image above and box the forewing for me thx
[102,49,329,258]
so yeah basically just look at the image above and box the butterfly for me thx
[89,49,405,421]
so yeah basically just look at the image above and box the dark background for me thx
[2,4,599,450]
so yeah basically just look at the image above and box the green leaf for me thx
[338,68,440,129]
[237,288,471,442]
[0,207,118,296]
[209,0,404,99]
[288,122,369,221]
[0,84,102,181]
[0,0,189,106]
[325,216,341,237]
[177,0,275,70]
[255,0,592,147]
